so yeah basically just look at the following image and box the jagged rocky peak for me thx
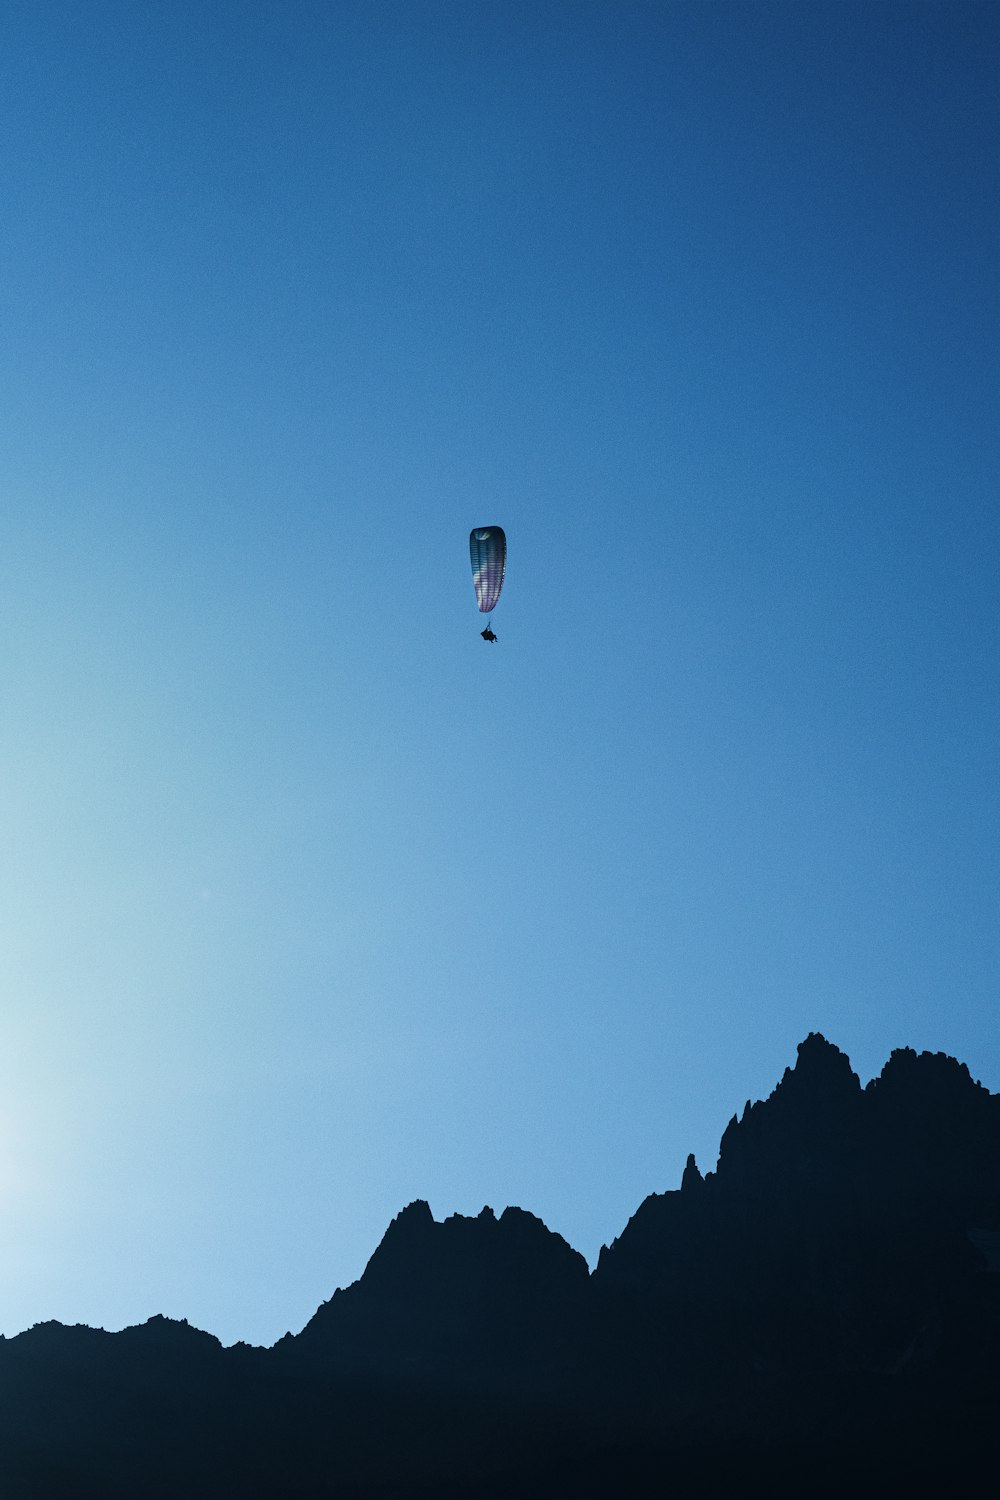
[714,1034,863,1188]
[681,1153,704,1192]
[783,1031,862,1098]
[740,1032,861,1119]
[869,1045,988,1104]
[295,1195,590,1359]
[863,1045,1000,1197]
[595,1160,708,1280]
[354,1197,588,1303]
[386,1197,436,1235]
[357,1199,439,1289]
[118,1314,222,1354]
[867,1045,997,1138]
[597,1041,870,1276]
[498,1203,563,1237]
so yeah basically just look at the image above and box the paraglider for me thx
[469,526,506,642]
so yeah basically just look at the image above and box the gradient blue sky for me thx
[1,0,997,1346]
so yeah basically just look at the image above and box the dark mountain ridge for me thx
[2,1034,997,1496]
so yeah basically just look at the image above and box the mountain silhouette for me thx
[1,1034,996,1496]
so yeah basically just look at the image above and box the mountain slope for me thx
[1,1034,996,1496]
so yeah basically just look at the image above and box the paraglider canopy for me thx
[469,527,506,615]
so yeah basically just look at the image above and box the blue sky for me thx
[0,0,996,1346]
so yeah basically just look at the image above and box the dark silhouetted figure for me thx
[481,626,497,643]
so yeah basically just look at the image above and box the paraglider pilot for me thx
[470,527,506,642]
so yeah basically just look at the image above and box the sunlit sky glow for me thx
[1,0,997,1346]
